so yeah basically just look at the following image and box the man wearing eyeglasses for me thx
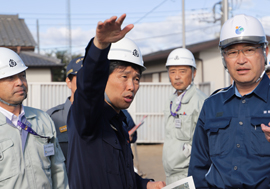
[188,14,270,188]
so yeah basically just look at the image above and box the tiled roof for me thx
[0,14,36,47]
[19,51,64,67]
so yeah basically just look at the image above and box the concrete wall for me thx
[26,68,51,82]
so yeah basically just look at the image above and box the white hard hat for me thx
[108,37,146,71]
[0,48,28,79]
[219,14,268,68]
[166,48,196,69]
[219,14,267,49]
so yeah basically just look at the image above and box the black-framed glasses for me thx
[223,46,263,58]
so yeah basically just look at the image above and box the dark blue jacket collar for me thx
[224,74,269,104]
[104,101,126,123]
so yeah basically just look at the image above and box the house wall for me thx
[199,47,225,93]
[143,63,166,74]
[26,68,52,82]
[193,59,202,85]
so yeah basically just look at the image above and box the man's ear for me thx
[66,77,72,89]
[193,69,197,78]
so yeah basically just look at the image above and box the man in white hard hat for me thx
[67,14,166,189]
[162,48,207,185]
[188,14,270,188]
[0,48,68,188]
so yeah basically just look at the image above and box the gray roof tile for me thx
[19,51,64,67]
[0,14,36,47]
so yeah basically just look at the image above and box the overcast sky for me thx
[2,0,270,56]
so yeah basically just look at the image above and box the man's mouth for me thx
[124,95,133,103]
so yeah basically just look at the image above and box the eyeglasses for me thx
[223,46,263,58]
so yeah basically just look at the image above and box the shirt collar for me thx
[224,74,269,103]
[0,105,25,128]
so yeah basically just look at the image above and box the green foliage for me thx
[46,50,82,81]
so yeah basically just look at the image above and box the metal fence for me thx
[24,82,210,143]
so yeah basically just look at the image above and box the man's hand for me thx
[93,14,134,49]
[147,181,166,189]
[261,123,270,142]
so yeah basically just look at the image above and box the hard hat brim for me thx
[219,36,267,49]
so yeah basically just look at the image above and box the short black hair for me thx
[68,74,75,81]
[109,60,142,77]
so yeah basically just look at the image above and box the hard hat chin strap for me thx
[176,83,192,94]
[0,98,21,107]
[256,70,265,83]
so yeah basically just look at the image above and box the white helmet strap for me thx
[256,70,265,83]
[0,98,21,106]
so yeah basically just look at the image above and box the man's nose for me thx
[127,79,135,91]
[237,50,247,64]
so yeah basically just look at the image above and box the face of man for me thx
[66,75,77,103]
[168,65,196,94]
[223,43,268,88]
[0,71,28,107]
[105,66,140,112]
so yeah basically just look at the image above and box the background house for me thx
[142,37,270,96]
[0,14,64,82]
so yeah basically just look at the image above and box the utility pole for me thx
[36,19,40,54]
[67,0,72,61]
[221,0,231,87]
[182,0,185,48]
[221,0,229,26]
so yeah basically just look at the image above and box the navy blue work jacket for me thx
[67,39,150,189]
[122,109,137,143]
[188,74,270,189]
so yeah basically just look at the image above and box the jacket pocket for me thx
[175,115,192,141]
[0,139,18,182]
[205,117,231,156]
[103,137,122,175]
[250,117,270,156]
[32,135,53,170]
[103,137,125,189]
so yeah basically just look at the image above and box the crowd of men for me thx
[0,13,270,189]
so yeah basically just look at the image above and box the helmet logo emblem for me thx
[133,49,139,57]
[174,56,179,60]
[9,59,17,67]
[235,26,244,35]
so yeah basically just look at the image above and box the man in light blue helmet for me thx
[188,14,270,188]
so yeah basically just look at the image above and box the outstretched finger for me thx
[121,24,134,36]
[103,15,117,27]
[116,13,127,26]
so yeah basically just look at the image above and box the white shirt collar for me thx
[0,105,25,130]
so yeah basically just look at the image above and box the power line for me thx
[37,23,220,51]
[3,7,212,16]
[134,23,220,41]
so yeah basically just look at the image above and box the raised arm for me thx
[70,14,134,137]
[94,14,134,49]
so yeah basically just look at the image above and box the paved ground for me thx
[131,143,166,182]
